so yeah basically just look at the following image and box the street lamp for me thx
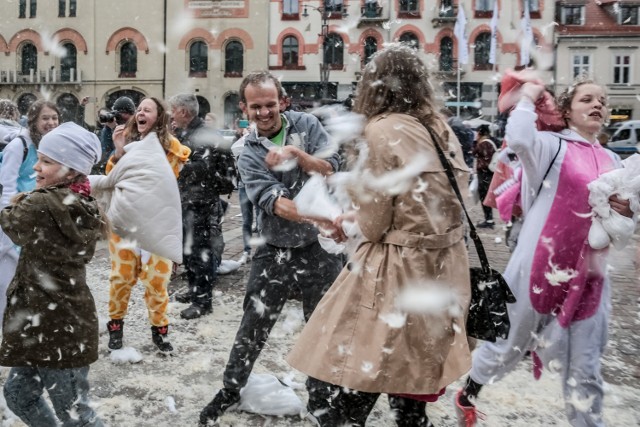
[302,2,348,101]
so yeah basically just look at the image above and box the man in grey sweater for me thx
[199,71,345,425]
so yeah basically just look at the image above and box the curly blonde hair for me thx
[556,75,607,125]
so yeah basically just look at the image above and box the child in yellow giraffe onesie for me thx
[105,97,190,353]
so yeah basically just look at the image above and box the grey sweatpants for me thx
[470,281,610,427]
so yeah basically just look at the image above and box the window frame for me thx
[440,36,454,72]
[282,0,299,19]
[399,32,419,50]
[363,36,378,66]
[69,0,76,17]
[29,0,36,18]
[323,33,344,69]
[619,6,639,25]
[613,54,632,85]
[571,53,591,78]
[474,32,492,71]
[560,5,584,25]
[19,0,26,18]
[119,41,138,78]
[282,35,300,68]
[399,0,420,18]
[189,40,208,77]
[60,42,77,82]
[20,42,38,75]
[59,0,65,17]
[224,40,244,78]
[474,0,494,18]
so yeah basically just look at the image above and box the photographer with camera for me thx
[95,96,135,174]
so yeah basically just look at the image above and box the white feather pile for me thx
[587,154,640,250]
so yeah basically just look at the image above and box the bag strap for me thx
[424,125,493,274]
[535,137,562,197]
[17,136,28,163]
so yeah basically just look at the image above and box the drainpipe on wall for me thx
[162,0,167,99]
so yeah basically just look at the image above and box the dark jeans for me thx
[222,242,343,392]
[477,168,494,221]
[238,187,254,254]
[4,366,103,427]
[314,387,431,427]
[182,201,225,309]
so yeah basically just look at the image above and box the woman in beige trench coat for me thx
[288,45,473,426]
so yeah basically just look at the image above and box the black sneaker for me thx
[476,220,495,229]
[151,325,174,353]
[199,388,240,426]
[174,291,191,304]
[180,304,212,320]
[107,319,124,350]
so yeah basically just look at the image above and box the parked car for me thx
[607,120,640,154]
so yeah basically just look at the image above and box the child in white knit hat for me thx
[0,122,107,427]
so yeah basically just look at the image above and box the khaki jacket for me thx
[288,113,473,394]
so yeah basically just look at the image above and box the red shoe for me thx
[454,389,486,427]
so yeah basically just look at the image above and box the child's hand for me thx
[609,195,633,218]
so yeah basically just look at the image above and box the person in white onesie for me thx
[454,77,634,427]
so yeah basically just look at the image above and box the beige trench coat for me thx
[288,113,473,395]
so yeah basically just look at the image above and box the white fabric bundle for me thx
[89,132,183,263]
[587,154,640,250]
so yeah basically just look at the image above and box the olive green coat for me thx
[0,187,103,368]
[288,114,473,394]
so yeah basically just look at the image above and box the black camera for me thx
[99,110,127,125]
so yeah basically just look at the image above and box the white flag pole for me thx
[454,6,468,117]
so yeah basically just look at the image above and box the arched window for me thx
[17,93,37,115]
[120,41,137,78]
[106,90,145,110]
[282,36,299,67]
[363,36,377,65]
[56,93,79,124]
[440,36,453,71]
[224,93,241,128]
[60,43,77,82]
[225,41,244,77]
[324,33,344,68]
[21,43,37,75]
[474,32,491,70]
[189,40,208,77]
[196,95,210,118]
[399,32,419,50]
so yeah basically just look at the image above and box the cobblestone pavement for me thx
[187,191,640,388]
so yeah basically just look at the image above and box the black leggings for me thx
[313,386,432,427]
[477,169,494,221]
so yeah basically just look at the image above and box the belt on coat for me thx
[382,226,464,249]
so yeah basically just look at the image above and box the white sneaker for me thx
[238,251,251,265]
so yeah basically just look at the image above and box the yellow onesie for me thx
[107,136,190,326]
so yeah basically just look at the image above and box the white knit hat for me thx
[38,122,102,175]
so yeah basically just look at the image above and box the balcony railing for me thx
[432,4,458,27]
[358,1,389,26]
[0,68,83,85]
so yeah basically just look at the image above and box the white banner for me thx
[489,1,499,64]
[454,6,468,65]
[520,0,533,66]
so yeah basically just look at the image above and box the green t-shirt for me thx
[269,115,287,146]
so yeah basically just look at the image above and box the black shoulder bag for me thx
[425,126,516,342]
